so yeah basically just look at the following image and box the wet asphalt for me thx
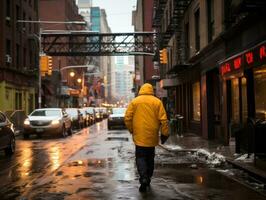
[0,120,265,200]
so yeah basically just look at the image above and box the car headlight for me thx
[51,119,60,125]
[24,119,30,125]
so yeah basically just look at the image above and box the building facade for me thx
[0,0,38,114]
[132,0,156,93]
[39,0,86,108]
[153,0,266,153]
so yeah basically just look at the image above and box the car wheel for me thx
[5,136,15,156]
[61,126,67,138]
[68,126,73,136]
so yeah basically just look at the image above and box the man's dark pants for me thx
[135,145,155,186]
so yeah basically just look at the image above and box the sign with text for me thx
[220,42,266,76]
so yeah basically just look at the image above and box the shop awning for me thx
[167,64,192,75]
[160,78,180,89]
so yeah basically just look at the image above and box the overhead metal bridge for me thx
[41,31,157,56]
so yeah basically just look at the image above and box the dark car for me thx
[84,107,96,125]
[65,108,84,129]
[0,111,16,156]
[107,107,127,130]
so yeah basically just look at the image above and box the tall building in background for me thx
[77,3,113,106]
[100,9,113,103]
[113,57,134,104]
[0,0,38,114]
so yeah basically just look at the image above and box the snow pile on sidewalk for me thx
[162,144,183,151]
[234,153,254,163]
[192,148,226,167]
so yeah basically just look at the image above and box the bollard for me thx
[176,115,184,136]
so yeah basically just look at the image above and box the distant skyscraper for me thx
[113,57,134,103]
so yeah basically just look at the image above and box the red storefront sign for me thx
[220,42,266,76]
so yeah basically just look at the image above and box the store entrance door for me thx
[228,76,248,152]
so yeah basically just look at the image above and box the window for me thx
[207,0,215,42]
[16,6,20,30]
[231,78,240,123]
[29,17,32,33]
[254,65,266,120]
[185,22,190,60]
[194,9,200,52]
[6,0,10,17]
[6,39,11,55]
[16,44,20,68]
[15,92,22,110]
[192,82,201,121]
[23,47,27,67]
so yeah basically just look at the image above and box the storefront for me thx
[219,41,266,152]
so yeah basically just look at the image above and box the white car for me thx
[23,108,72,138]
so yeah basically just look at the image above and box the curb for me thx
[160,144,266,184]
[226,158,266,184]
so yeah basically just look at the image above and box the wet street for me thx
[0,120,266,200]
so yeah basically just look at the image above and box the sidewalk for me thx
[161,133,266,183]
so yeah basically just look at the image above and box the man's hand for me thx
[160,134,169,144]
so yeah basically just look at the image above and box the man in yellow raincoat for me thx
[124,83,169,192]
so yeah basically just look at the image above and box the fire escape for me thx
[153,0,192,78]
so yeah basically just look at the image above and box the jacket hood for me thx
[138,83,154,95]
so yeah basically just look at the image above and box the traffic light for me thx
[40,55,48,77]
[47,56,53,76]
[159,48,168,64]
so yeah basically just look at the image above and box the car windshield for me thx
[65,109,78,116]
[112,108,126,114]
[31,110,61,117]
[86,108,94,114]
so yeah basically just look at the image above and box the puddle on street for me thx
[106,137,129,141]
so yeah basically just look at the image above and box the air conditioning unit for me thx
[5,54,12,63]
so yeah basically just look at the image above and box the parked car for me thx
[107,107,127,130]
[65,108,84,129]
[0,111,16,156]
[79,108,90,127]
[94,107,103,122]
[23,108,72,138]
[84,107,96,125]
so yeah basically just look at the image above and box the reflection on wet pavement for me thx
[0,121,266,200]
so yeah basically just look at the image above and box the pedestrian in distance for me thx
[124,83,169,193]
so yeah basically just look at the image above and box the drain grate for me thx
[106,137,129,141]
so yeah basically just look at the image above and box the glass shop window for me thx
[192,82,201,121]
[254,65,266,120]
[231,78,240,123]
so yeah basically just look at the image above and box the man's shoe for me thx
[139,184,147,192]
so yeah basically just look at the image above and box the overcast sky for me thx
[92,0,137,33]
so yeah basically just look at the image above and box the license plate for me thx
[36,128,44,132]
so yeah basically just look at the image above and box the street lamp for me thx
[16,20,86,108]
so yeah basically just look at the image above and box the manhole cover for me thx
[106,137,128,141]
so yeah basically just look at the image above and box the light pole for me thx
[16,20,86,108]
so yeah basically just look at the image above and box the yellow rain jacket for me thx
[124,83,169,147]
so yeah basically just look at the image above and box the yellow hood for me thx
[138,83,154,95]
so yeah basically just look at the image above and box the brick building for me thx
[0,0,39,114]
[39,0,86,108]
[153,0,266,153]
